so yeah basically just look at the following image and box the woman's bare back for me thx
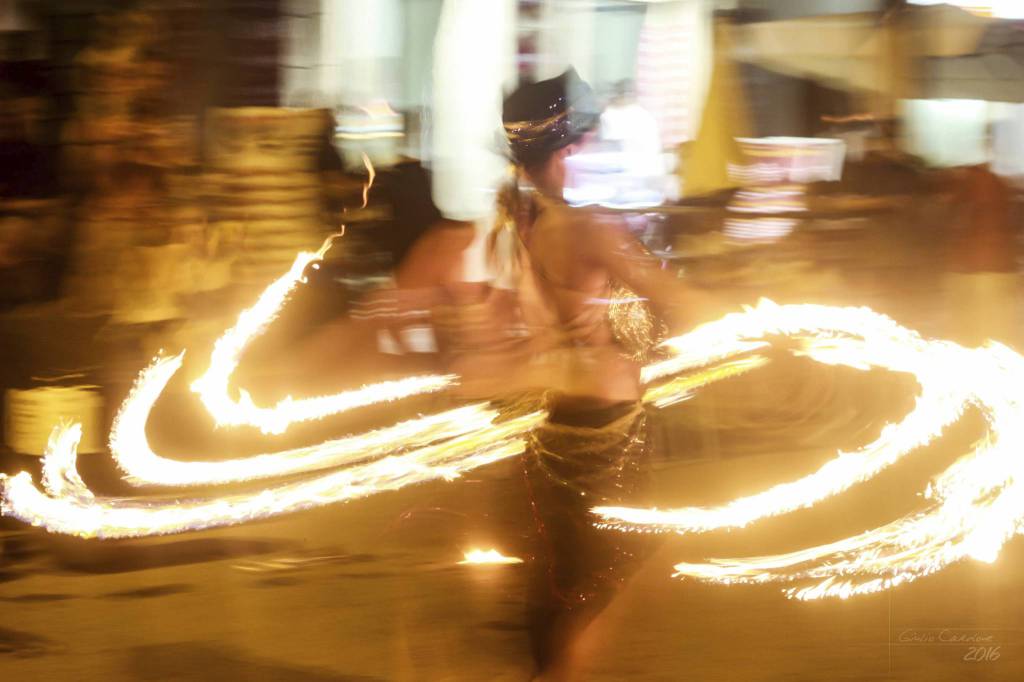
[525,199,643,405]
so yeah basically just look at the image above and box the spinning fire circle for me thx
[2,240,1022,600]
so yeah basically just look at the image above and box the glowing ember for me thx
[459,549,524,565]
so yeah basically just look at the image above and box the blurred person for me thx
[562,78,669,207]
[294,172,524,398]
[943,146,1019,349]
[598,79,664,180]
[498,68,713,680]
[366,214,524,390]
[0,70,61,305]
[322,0,520,390]
[0,79,56,199]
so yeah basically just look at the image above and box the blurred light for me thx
[992,0,1024,18]
[901,99,991,167]
[431,0,516,221]
[600,301,1024,600]
[458,549,523,565]
[908,0,1024,19]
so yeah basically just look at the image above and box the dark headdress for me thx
[502,68,600,166]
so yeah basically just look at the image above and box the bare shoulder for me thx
[567,207,633,254]
[573,209,651,269]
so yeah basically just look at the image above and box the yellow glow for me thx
[0,156,548,541]
[458,548,524,565]
[2,411,544,539]
[110,350,500,486]
[598,300,1024,599]
[2,241,1022,604]
[190,156,440,437]
[336,131,404,141]
[189,236,453,435]
[642,355,769,408]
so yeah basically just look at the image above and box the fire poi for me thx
[2,230,1022,600]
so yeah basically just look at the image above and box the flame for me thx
[597,301,1024,599]
[1,415,541,539]
[0,163,530,538]
[1,228,1023,607]
[111,351,501,487]
[189,234,452,435]
[642,355,769,408]
[459,548,524,565]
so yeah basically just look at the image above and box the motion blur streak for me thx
[459,549,524,565]
[599,301,1024,599]
[4,287,1024,601]
[188,235,454,436]
[110,349,499,487]
[1,412,544,539]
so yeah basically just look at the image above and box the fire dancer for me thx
[498,68,712,679]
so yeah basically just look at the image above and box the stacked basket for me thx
[205,107,329,289]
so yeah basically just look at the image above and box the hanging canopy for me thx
[918,21,1024,102]
[728,4,997,110]
[683,18,752,198]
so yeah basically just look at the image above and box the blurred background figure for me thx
[560,77,670,209]
[0,4,60,310]
[943,142,1019,348]
[599,79,663,178]
[328,0,520,394]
